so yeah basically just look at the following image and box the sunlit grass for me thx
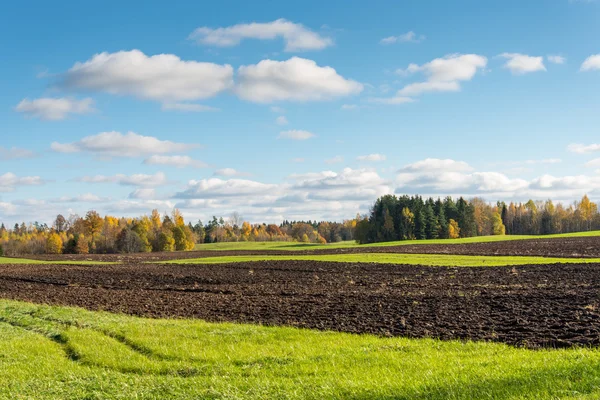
[0,256,113,265]
[194,230,600,251]
[1,300,600,399]
[167,253,600,267]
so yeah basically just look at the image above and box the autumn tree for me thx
[46,232,63,254]
[448,219,460,239]
[492,212,506,235]
[84,211,103,244]
[53,214,67,233]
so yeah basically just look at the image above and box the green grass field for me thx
[194,230,600,252]
[0,257,113,265]
[1,299,599,399]
[168,253,600,267]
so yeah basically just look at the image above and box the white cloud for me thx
[270,106,285,113]
[380,31,425,44]
[325,155,344,164]
[398,81,461,96]
[0,147,36,160]
[278,130,316,140]
[51,131,198,158]
[188,19,333,52]
[381,54,487,101]
[236,57,363,103]
[0,173,45,192]
[567,143,600,154]
[581,54,600,71]
[368,96,414,105]
[15,97,95,120]
[176,178,277,199]
[399,158,473,173]
[161,103,220,112]
[291,158,305,163]
[499,53,546,75]
[0,202,17,215]
[357,153,387,162]
[75,172,168,187]
[276,115,289,125]
[547,55,566,64]
[53,193,109,203]
[341,104,358,110]
[128,188,156,200]
[585,158,600,168]
[143,155,208,168]
[393,158,600,200]
[213,168,251,177]
[61,50,234,103]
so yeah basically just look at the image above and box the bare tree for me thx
[229,212,243,228]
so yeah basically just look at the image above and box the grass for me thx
[0,256,112,265]
[1,299,600,399]
[194,230,600,252]
[167,253,600,267]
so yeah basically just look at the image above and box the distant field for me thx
[0,257,112,265]
[1,300,600,399]
[194,230,600,251]
[168,253,600,267]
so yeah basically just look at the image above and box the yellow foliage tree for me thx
[448,219,460,239]
[46,233,63,254]
[492,212,506,235]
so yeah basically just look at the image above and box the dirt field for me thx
[21,236,600,263]
[1,260,599,348]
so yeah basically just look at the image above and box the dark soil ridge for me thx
[19,236,600,263]
[1,260,599,349]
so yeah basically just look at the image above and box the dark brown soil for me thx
[20,236,600,263]
[1,260,599,348]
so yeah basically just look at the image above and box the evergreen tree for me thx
[424,204,438,239]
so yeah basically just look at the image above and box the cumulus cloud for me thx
[15,97,95,120]
[176,178,277,199]
[236,57,363,103]
[61,50,234,103]
[499,53,546,74]
[213,168,251,177]
[278,129,316,140]
[547,55,566,64]
[51,131,198,158]
[188,19,333,52]
[377,54,487,102]
[143,155,208,168]
[0,147,36,161]
[0,173,45,192]
[357,153,386,162]
[581,54,600,71]
[75,172,168,187]
[394,158,600,200]
[567,143,600,154]
[161,103,220,112]
[380,31,425,44]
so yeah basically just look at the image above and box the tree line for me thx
[355,194,600,244]
[0,210,356,256]
[1,194,598,255]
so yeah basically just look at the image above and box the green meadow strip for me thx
[166,253,600,267]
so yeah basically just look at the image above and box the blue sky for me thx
[1,0,600,225]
